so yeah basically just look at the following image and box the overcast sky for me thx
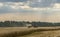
[0,0,60,22]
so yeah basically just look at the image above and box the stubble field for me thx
[0,27,60,37]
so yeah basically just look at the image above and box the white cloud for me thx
[5,2,31,9]
[0,2,60,22]
[38,0,41,2]
[10,5,20,9]
[53,3,60,8]
[20,5,31,9]
[0,3,3,8]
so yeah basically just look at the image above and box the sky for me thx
[0,0,60,22]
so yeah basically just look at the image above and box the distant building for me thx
[26,24,38,28]
[26,24,32,28]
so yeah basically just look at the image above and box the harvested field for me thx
[0,27,60,37]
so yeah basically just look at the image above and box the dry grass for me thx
[0,27,60,37]
[20,30,60,37]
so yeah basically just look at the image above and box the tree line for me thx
[0,21,60,27]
